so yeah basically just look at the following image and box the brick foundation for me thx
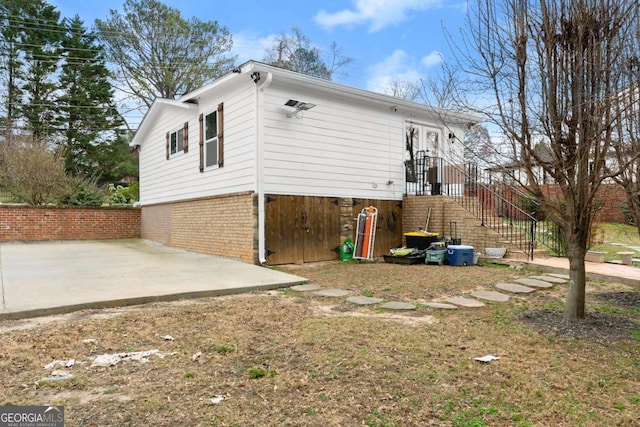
[403,195,513,253]
[0,206,140,241]
[141,192,257,264]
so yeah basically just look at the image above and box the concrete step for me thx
[505,248,550,260]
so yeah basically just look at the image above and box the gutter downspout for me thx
[255,71,273,264]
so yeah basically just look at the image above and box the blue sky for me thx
[51,0,469,94]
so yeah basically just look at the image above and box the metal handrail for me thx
[405,153,538,259]
[405,153,566,257]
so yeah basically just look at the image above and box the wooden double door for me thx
[265,195,340,265]
[265,195,402,265]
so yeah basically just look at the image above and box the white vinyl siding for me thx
[137,81,256,205]
[261,85,405,200]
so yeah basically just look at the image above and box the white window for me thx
[170,128,184,156]
[205,110,218,168]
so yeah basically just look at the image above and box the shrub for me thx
[0,138,69,205]
[108,182,139,205]
[60,177,106,206]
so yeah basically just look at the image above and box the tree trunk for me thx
[564,237,587,323]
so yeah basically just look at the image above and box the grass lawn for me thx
[590,223,640,263]
[0,261,638,426]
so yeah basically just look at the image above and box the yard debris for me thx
[210,395,226,405]
[91,349,174,367]
[83,338,98,344]
[44,359,75,370]
[191,352,202,362]
[42,370,75,381]
[474,355,500,363]
[162,335,175,341]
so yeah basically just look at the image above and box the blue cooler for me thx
[446,245,474,266]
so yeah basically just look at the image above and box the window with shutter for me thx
[168,126,186,157]
[198,103,224,171]
[204,110,218,168]
[203,103,224,169]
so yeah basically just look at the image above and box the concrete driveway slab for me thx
[0,239,307,320]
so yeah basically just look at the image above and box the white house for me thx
[132,61,477,264]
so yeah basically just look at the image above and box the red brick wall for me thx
[537,183,627,223]
[0,206,140,242]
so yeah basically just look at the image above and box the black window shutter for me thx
[217,103,224,167]
[183,121,189,153]
[165,132,170,160]
[199,113,204,172]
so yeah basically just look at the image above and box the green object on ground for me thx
[339,238,354,261]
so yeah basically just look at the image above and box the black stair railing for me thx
[405,153,535,259]
[404,153,566,258]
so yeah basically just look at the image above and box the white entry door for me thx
[405,124,441,194]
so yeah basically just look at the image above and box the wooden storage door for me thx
[264,195,302,265]
[265,195,340,265]
[302,196,340,262]
[352,199,402,256]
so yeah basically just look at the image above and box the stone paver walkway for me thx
[514,278,554,289]
[290,273,568,315]
[445,296,486,307]
[347,296,384,305]
[470,290,510,302]
[495,283,536,294]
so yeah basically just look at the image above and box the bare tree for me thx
[95,0,235,114]
[0,136,68,204]
[383,79,421,101]
[453,0,640,323]
[610,28,640,234]
[264,27,352,80]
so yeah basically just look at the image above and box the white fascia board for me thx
[243,61,481,126]
[131,99,197,147]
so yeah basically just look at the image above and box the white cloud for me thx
[366,49,443,94]
[421,51,443,68]
[315,0,443,32]
[230,30,279,63]
[366,49,423,93]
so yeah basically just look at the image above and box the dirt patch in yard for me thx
[0,261,638,426]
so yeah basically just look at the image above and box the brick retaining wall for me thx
[403,195,522,255]
[0,205,140,241]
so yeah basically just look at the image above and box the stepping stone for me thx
[495,283,536,294]
[380,301,416,310]
[514,278,553,289]
[445,297,485,308]
[312,289,350,297]
[529,275,567,284]
[470,290,510,302]
[546,273,570,280]
[290,284,322,292]
[347,296,384,305]
[422,302,458,310]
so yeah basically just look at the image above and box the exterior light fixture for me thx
[285,99,316,118]
[449,132,456,143]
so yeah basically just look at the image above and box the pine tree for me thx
[0,0,27,137]
[18,0,62,143]
[58,15,122,177]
